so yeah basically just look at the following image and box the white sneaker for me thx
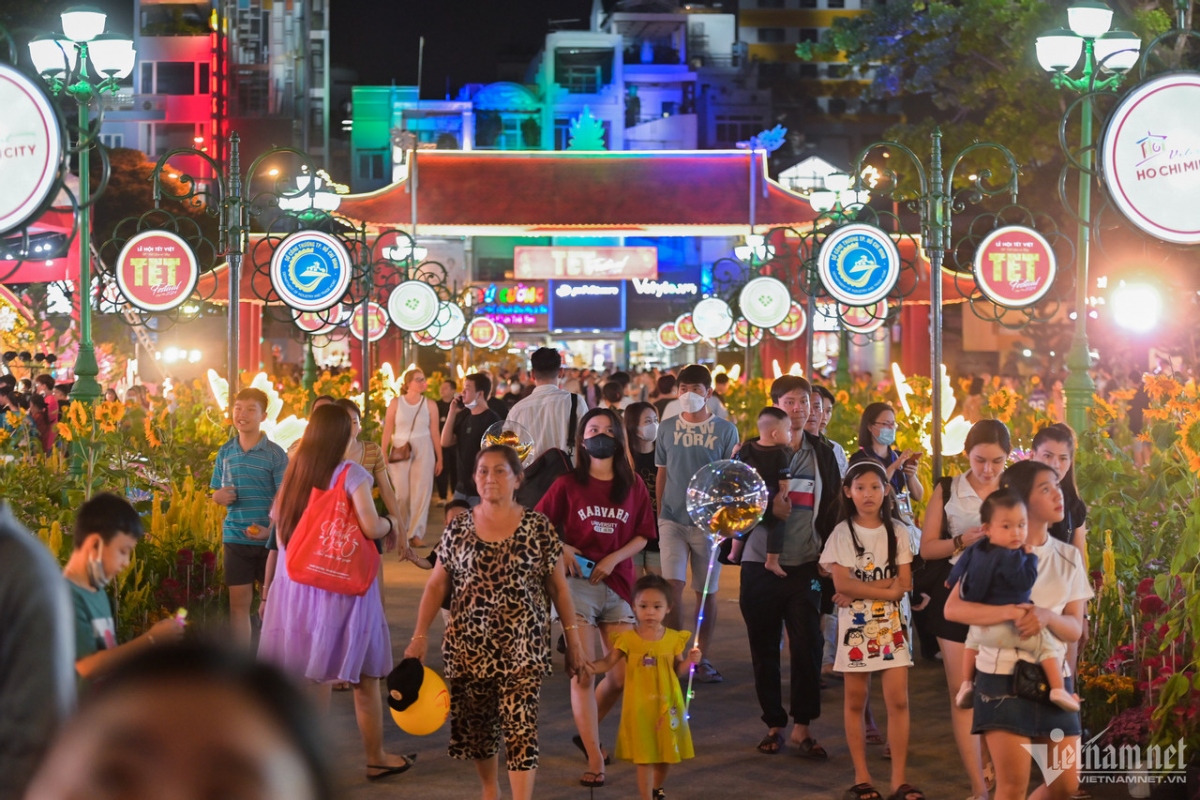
[1049,688,1081,712]
[955,680,975,709]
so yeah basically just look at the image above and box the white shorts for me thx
[658,519,722,593]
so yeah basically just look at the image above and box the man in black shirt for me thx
[440,372,501,505]
[435,379,458,504]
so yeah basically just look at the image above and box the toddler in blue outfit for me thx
[949,488,1078,712]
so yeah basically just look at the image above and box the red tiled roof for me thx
[336,150,817,236]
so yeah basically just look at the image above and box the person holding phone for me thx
[849,402,924,504]
[535,408,655,788]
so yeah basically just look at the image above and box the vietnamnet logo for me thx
[555,283,620,299]
[1132,131,1200,180]
[631,278,699,298]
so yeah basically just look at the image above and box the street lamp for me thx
[1035,1,1140,433]
[28,6,136,403]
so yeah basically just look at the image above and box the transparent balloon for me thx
[481,419,537,466]
[685,460,768,542]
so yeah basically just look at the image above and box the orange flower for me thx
[56,422,73,442]
[143,417,161,449]
[1136,431,1152,443]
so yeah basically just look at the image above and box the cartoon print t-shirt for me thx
[819,520,914,672]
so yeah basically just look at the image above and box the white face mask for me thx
[638,422,659,442]
[678,392,707,414]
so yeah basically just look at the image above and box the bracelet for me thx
[385,517,394,536]
[563,624,579,632]
[953,534,965,554]
[410,634,427,640]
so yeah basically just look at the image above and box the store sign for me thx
[549,280,625,331]
[817,224,901,307]
[630,278,699,298]
[115,230,198,312]
[1101,73,1200,244]
[514,246,657,280]
[0,63,62,235]
[973,226,1057,309]
[349,302,389,342]
[270,230,352,312]
[470,282,548,330]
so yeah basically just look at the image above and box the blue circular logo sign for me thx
[817,224,901,307]
[270,230,352,312]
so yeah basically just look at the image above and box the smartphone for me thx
[573,554,596,579]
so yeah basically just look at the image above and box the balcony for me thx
[624,113,697,150]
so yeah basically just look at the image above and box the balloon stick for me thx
[683,535,721,718]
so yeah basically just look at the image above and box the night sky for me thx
[330,0,595,94]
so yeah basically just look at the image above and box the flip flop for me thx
[843,783,884,800]
[572,734,612,765]
[888,783,925,800]
[366,754,417,781]
[580,771,605,788]
[756,731,786,754]
[795,736,829,760]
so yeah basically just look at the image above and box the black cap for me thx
[385,658,425,712]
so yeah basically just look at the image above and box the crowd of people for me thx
[0,346,1107,800]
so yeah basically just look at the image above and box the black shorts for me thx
[224,542,269,586]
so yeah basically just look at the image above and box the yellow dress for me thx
[613,628,695,765]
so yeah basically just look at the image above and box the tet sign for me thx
[972,226,1057,309]
[116,230,199,312]
[514,246,657,280]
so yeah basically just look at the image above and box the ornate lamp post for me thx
[1035,2,1140,432]
[28,6,136,402]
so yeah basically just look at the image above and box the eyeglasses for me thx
[871,421,897,429]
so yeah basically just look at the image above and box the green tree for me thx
[568,106,607,151]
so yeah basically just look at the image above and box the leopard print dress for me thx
[436,508,563,680]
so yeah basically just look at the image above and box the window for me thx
[99,133,124,149]
[151,123,196,156]
[800,0,818,6]
[828,98,848,115]
[828,0,846,7]
[199,63,210,94]
[758,28,785,43]
[357,153,385,181]
[798,28,820,43]
[714,114,764,146]
[758,0,785,7]
[555,48,613,94]
[140,62,153,93]
[826,64,848,78]
[156,62,195,95]
[798,63,819,78]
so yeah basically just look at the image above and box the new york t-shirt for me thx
[535,473,657,604]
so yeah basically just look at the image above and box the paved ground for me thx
[320,507,1129,799]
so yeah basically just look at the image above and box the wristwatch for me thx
[952,534,965,555]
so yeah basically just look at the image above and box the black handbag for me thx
[1013,659,1053,704]
[911,475,956,596]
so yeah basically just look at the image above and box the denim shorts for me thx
[568,577,635,626]
[971,671,1081,738]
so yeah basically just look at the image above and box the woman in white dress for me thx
[382,369,443,547]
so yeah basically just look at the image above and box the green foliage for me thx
[568,106,607,151]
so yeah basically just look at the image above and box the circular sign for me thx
[427,302,465,342]
[0,63,63,236]
[840,300,888,334]
[466,316,498,347]
[387,280,440,331]
[349,302,389,342]
[411,329,436,346]
[692,297,734,339]
[774,302,808,342]
[489,322,511,350]
[674,313,702,344]
[817,224,901,307]
[1101,73,1200,244]
[293,306,344,335]
[657,322,682,350]
[114,230,199,312]
[739,276,792,328]
[732,318,765,348]
[714,329,734,347]
[972,226,1058,308]
[270,231,352,312]
[435,339,455,351]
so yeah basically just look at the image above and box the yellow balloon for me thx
[389,667,450,736]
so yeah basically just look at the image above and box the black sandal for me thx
[795,736,829,760]
[572,733,612,765]
[843,783,883,800]
[580,771,605,788]
[365,753,417,781]
[888,784,925,800]
[756,731,786,754]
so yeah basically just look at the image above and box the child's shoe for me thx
[955,680,975,709]
[1049,688,1081,712]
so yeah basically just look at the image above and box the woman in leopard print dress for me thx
[406,445,587,800]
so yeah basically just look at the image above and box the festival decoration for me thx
[481,419,536,466]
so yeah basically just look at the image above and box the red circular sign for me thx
[411,329,436,346]
[350,302,389,341]
[293,306,344,334]
[773,302,807,342]
[657,322,681,350]
[116,230,199,312]
[675,313,701,344]
[489,322,511,350]
[466,316,498,348]
[732,318,764,348]
[839,301,888,334]
[972,226,1057,309]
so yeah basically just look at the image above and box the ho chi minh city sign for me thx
[0,62,64,236]
[270,230,352,312]
[817,224,901,307]
[1101,73,1200,245]
[116,230,199,312]
[972,226,1057,309]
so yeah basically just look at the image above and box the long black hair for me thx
[1031,422,1080,500]
[857,402,895,453]
[998,459,1058,512]
[837,460,899,574]
[573,406,635,504]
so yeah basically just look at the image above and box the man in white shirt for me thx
[507,348,589,464]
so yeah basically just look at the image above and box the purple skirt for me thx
[258,542,393,683]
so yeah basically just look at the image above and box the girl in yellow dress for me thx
[585,574,702,800]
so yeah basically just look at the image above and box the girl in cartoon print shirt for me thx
[819,462,923,800]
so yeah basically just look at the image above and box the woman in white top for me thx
[945,460,1091,800]
[920,419,1011,800]
[382,369,443,547]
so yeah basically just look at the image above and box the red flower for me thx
[1137,577,1156,597]
[200,551,217,569]
[176,548,194,567]
[1089,570,1104,589]
[1140,594,1168,616]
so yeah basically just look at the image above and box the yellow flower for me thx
[143,417,161,449]
[67,401,88,430]
[835,390,850,405]
[55,422,73,442]
[0,429,9,446]
[4,411,19,429]
[1102,530,1116,594]
[1030,375,1041,386]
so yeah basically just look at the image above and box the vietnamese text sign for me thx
[1101,73,1200,245]
[972,226,1057,309]
[514,246,657,280]
[0,63,63,235]
[471,282,548,331]
[116,230,199,312]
